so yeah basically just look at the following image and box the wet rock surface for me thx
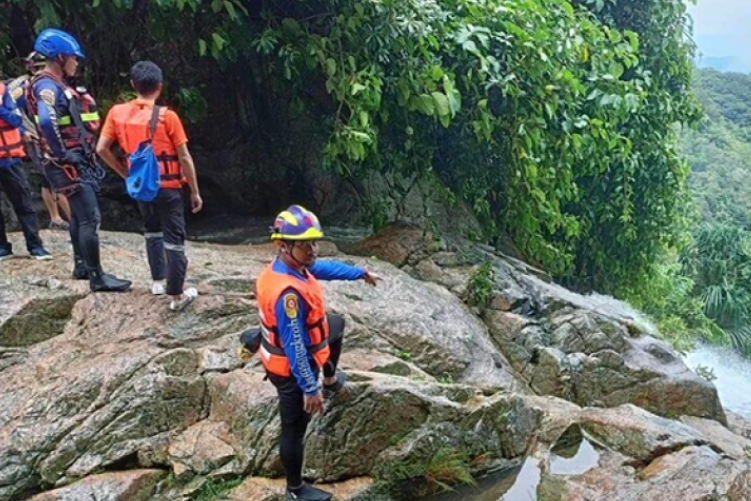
[0,228,747,501]
[356,225,726,423]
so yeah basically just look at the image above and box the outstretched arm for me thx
[309,260,365,281]
[309,260,381,285]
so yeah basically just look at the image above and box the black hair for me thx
[130,61,163,96]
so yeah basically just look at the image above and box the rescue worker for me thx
[97,61,203,311]
[0,74,51,261]
[7,51,71,230]
[255,205,380,501]
[27,28,131,292]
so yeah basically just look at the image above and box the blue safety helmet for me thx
[34,29,85,60]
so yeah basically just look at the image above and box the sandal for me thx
[49,220,70,231]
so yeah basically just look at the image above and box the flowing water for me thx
[685,344,751,417]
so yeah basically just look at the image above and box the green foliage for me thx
[467,262,495,307]
[375,447,475,496]
[684,69,751,228]
[176,87,209,124]
[249,0,697,292]
[195,476,244,501]
[424,448,476,492]
[680,223,751,354]
[395,350,412,361]
[636,69,751,359]
[0,0,697,295]
[626,257,720,352]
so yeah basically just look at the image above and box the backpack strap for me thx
[67,91,94,157]
[148,105,161,142]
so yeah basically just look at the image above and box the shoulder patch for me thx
[39,89,56,106]
[283,293,299,319]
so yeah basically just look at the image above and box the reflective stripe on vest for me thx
[0,83,26,160]
[255,263,331,377]
[35,112,100,126]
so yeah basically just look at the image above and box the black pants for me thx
[137,189,187,296]
[0,163,43,253]
[268,314,345,488]
[45,161,102,272]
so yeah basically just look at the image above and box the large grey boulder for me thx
[0,229,742,501]
[354,225,726,423]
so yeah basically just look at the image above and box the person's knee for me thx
[328,314,345,343]
[77,208,100,230]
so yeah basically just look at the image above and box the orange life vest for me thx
[107,101,186,189]
[0,82,26,160]
[256,263,331,377]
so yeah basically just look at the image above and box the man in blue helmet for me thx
[27,28,131,292]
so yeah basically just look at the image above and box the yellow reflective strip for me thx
[34,116,72,125]
[33,115,97,126]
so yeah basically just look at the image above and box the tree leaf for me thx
[212,32,225,51]
[432,91,450,117]
[224,1,237,20]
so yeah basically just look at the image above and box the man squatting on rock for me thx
[252,205,380,501]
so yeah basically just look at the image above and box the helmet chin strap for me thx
[282,241,307,270]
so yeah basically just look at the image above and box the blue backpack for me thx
[126,106,162,202]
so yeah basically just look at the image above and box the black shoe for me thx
[286,483,333,501]
[0,248,13,261]
[72,260,89,280]
[323,371,347,400]
[90,272,132,292]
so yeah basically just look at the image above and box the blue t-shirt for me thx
[272,259,365,396]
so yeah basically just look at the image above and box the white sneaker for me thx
[170,287,198,312]
[151,282,166,296]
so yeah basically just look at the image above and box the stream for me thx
[428,344,751,501]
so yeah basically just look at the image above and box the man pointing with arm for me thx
[255,205,380,501]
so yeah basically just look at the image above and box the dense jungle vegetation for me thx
[658,68,751,356]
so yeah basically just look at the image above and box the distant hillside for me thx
[696,56,751,74]
[684,69,751,227]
